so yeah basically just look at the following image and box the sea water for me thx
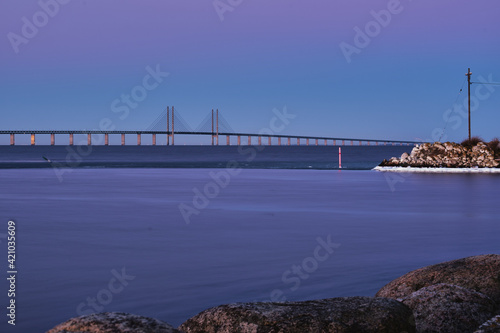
[0,146,499,331]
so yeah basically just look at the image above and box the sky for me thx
[1,0,500,145]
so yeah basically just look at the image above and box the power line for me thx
[471,81,500,85]
[438,77,467,141]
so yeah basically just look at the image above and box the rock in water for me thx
[179,296,415,333]
[475,315,500,333]
[379,142,500,168]
[376,254,500,306]
[46,312,180,333]
[399,283,496,333]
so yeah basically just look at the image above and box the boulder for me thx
[376,254,500,306]
[475,315,500,333]
[179,296,415,333]
[399,283,496,333]
[46,312,180,333]
[379,142,499,168]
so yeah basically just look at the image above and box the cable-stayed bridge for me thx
[0,107,420,146]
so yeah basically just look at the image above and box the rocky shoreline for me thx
[47,254,500,333]
[379,140,500,169]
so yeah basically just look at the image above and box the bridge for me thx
[0,107,420,147]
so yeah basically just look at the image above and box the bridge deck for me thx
[0,130,421,144]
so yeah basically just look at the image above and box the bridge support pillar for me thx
[287,137,291,146]
[87,134,92,145]
[258,136,262,145]
[376,142,378,146]
[10,134,15,146]
[297,138,300,145]
[315,139,318,146]
[392,142,395,146]
[400,142,403,146]
[226,135,230,146]
[152,134,156,146]
[121,134,125,146]
[50,133,55,145]
[31,134,35,146]
[137,134,141,146]
[351,140,353,146]
[268,137,272,145]
[384,142,387,146]
[324,139,327,146]
[278,137,281,146]
[105,134,109,146]
[359,141,362,146]
[333,140,336,145]
[248,136,251,145]
[367,141,370,146]
[342,140,345,145]
[237,136,241,145]
[69,134,73,145]
[306,138,309,146]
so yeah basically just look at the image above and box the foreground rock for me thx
[47,312,180,333]
[380,142,499,168]
[399,283,497,333]
[179,296,415,333]
[47,255,500,332]
[475,315,500,333]
[376,254,500,307]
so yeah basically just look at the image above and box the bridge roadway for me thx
[0,130,420,146]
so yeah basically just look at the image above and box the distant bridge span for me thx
[0,130,420,146]
[0,107,422,146]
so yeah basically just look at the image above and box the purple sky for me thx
[1,0,499,144]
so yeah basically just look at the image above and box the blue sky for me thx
[1,0,500,144]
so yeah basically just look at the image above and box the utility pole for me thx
[211,109,214,146]
[466,68,472,141]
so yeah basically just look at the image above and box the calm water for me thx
[0,145,410,170]
[0,147,499,331]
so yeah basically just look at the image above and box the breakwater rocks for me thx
[380,141,500,168]
[178,297,414,333]
[48,254,500,333]
[46,312,181,332]
[376,254,500,333]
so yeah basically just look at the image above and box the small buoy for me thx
[339,147,342,169]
